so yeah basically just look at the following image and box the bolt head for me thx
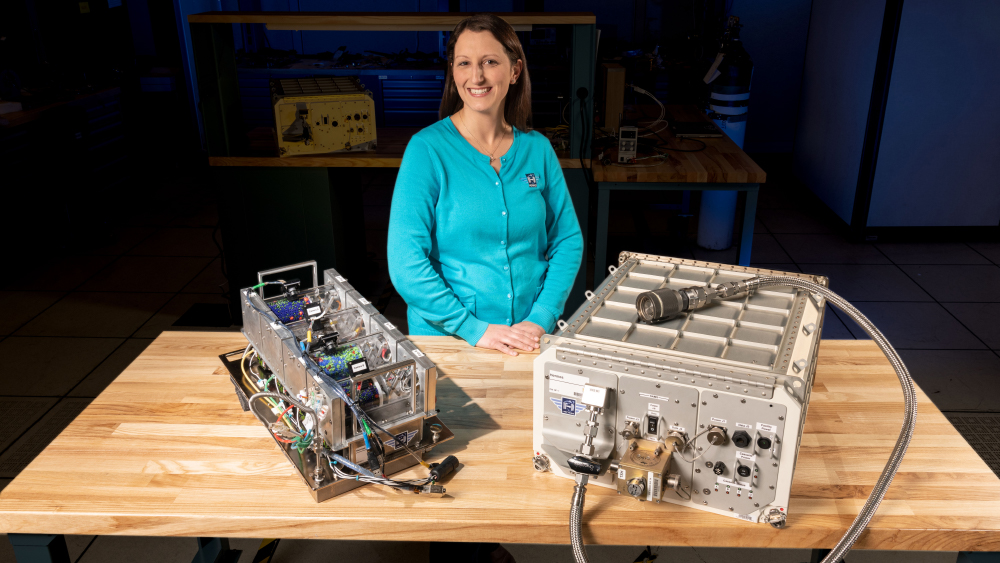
[713,394,718,398]
[741,399,746,403]
[620,389,626,394]
[778,416,784,420]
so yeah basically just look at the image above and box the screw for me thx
[695,468,701,473]
[703,488,711,495]
[697,447,703,451]
[741,399,746,403]
[713,394,718,398]
[778,416,784,421]
[544,416,549,421]
[700,424,705,429]
[620,389,626,394]
[754,503,760,507]
[675,399,680,403]
[691,403,697,407]
[704,501,709,505]
[545,374,550,379]
[705,462,712,468]
[578,370,583,374]
[656,384,661,388]
[576,423,581,427]
[702,401,707,405]
[773,462,778,467]
[769,485,775,490]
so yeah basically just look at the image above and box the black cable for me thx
[645,125,708,152]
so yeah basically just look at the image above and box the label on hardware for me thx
[335,276,347,283]
[647,403,660,412]
[618,468,626,480]
[711,417,727,424]
[560,397,579,416]
[549,380,583,398]
[648,471,660,501]
[303,413,315,430]
[669,425,685,432]
[640,392,670,402]
[581,385,607,406]
[378,75,387,80]
[384,322,397,331]
[411,349,425,358]
[349,358,369,374]
[550,371,589,386]
[718,476,751,488]
[625,415,642,423]
[757,423,777,433]
[736,422,752,429]
[305,304,323,318]
[736,451,756,462]
[737,514,755,523]
[358,297,370,305]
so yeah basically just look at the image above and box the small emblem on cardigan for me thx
[523,173,538,188]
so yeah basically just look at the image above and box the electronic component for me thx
[272,77,377,157]
[617,125,638,163]
[233,261,454,501]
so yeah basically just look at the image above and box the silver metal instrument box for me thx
[532,252,828,525]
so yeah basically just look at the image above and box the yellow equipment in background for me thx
[271,77,377,157]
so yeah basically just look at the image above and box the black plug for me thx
[366,438,385,475]
[428,455,459,481]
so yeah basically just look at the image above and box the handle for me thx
[257,260,318,297]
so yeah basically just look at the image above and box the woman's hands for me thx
[476,322,544,356]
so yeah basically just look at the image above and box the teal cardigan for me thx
[387,117,583,346]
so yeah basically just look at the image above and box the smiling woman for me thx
[387,13,583,359]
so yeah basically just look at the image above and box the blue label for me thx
[561,397,577,415]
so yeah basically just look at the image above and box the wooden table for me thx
[2,333,999,561]
[592,105,767,279]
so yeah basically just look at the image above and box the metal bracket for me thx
[257,260,319,297]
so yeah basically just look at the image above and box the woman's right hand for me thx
[476,324,540,356]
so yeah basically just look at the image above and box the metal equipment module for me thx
[272,77,377,157]
[225,261,456,501]
[533,252,917,563]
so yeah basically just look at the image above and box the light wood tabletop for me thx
[0,332,997,551]
[592,105,766,184]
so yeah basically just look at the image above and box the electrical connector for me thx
[428,455,459,481]
[418,484,446,497]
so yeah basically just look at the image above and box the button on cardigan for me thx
[387,117,583,346]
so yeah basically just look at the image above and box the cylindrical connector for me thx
[636,288,690,323]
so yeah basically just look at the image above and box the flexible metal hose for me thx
[570,481,590,563]
[566,276,917,563]
[748,276,917,563]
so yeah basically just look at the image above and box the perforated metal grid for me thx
[946,413,1000,478]
[0,399,91,478]
[277,77,365,97]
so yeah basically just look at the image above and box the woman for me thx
[388,13,583,357]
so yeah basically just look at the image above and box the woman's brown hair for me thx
[438,13,533,132]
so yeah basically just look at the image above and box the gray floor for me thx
[1,158,994,562]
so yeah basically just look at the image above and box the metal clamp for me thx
[584,290,596,301]
[257,260,319,297]
[557,320,568,332]
[608,265,618,274]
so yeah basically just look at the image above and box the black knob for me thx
[362,114,368,119]
[712,461,726,475]
[737,464,751,478]
[757,436,772,450]
[345,115,351,121]
[732,430,752,448]
[332,121,338,127]
[354,113,361,120]
[358,127,363,133]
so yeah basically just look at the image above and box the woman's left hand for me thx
[511,321,545,340]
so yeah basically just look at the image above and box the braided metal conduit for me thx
[567,276,917,563]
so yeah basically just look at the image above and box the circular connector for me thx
[532,454,550,472]
[712,461,726,475]
[757,436,773,450]
[737,464,752,478]
[627,477,646,498]
[706,426,728,446]
[732,430,752,448]
[354,113,361,120]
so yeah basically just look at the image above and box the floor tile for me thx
[128,227,220,257]
[899,350,1000,411]
[70,339,155,397]
[800,265,932,302]
[0,337,123,396]
[0,291,65,335]
[80,227,157,256]
[181,257,227,294]
[15,292,173,337]
[691,245,738,265]
[900,264,1000,302]
[875,242,990,265]
[0,397,57,454]
[819,306,854,339]
[969,242,1000,264]
[80,256,213,292]
[843,302,984,349]
[0,535,96,563]
[1,255,115,291]
[0,398,91,478]
[169,204,219,228]
[748,233,792,263]
[773,234,890,264]
[943,303,1000,349]
[756,208,834,234]
[134,293,230,339]
[753,217,767,234]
